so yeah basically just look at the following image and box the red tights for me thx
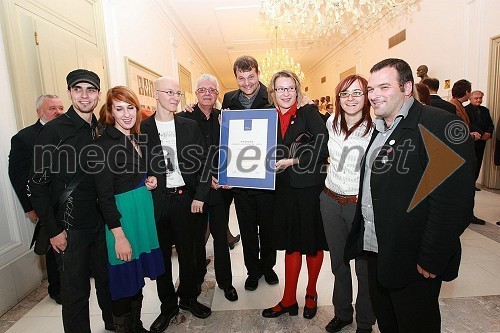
[279,250,324,309]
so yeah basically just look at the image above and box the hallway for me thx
[1,190,499,333]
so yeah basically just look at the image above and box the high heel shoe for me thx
[262,302,299,318]
[303,294,318,319]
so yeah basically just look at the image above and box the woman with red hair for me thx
[94,86,165,332]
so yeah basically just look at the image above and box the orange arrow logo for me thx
[407,124,465,212]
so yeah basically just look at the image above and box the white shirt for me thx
[155,119,185,188]
[324,117,373,196]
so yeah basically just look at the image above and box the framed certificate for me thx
[218,109,278,190]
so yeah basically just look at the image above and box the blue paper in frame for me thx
[218,109,277,190]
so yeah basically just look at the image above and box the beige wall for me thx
[304,0,500,104]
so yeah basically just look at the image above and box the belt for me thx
[323,187,357,204]
[166,186,186,194]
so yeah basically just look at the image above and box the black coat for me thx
[344,100,475,288]
[275,104,328,188]
[140,114,211,221]
[430,95,456,114]
[8,120,43,213]
[222,82,272,110]
[92,125,147,229]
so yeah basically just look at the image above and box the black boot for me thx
[113,313,131,333]
[130,294,149,333]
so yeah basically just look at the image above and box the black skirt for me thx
[271,172,328,254]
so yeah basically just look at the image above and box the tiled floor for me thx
[1,189,499,332]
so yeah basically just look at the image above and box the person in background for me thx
[221,55,278,291]
[465,90,494,189]
[178,74,238,302]
[449,79,472,127]
[321,75,375,333]
[93,86,165,332]
[319,96,327,114]
[262,70,328,320]
[326,103,334,115]
[143,76,212,333]
[421,78,456,114]
[414,82,431,105]
[9,94,64,304]
[29,69,114,332]
[345,58,475,333]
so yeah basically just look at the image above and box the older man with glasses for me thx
[179,74,239,303]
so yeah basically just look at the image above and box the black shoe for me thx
[471,215,486,225]
[228,234,241,250]
[475,187,481,191]
[49,293,62,305]
[264,271,279,285]
[325,316,353,333]
[179,299,211,319]
[150,306,179,333]
[262,302,299,318]
[303,294,317,319]
[220,285,238,302]
[245,276,259,291]
[356,328,373,333]
[104,322,116,331]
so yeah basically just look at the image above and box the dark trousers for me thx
[208,199,233,288]
[367,254,442,333]
[233,190,276,278]
[46,248,60,297]
[55,225,113,333]
[320,192,375,329]
[155,191,203,312]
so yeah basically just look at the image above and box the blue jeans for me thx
[55,224,113,333]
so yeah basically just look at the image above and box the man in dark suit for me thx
[421,78,456,114]
[345,58,475,333]
[465,90,494,185]
[29,69,114,332]
[143,76,212,333]
[221,55,278,291]
[8,94,64,304]
[178,73,238,303]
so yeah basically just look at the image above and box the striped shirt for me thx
[324,117,373,195]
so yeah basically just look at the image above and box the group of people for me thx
[414,71,494,225]
[8,55,480,333]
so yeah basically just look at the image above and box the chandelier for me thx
[260,0,417,37]
[260,26,305,86]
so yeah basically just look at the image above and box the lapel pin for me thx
[389,139,395,145]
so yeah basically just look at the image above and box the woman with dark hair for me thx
[94,86,165,332]
[415,82,432,105]
[321,75,375,333]
[262,70,328,320]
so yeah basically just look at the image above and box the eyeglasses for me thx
[157,89,184,97]
[196,87,219,95]
[338,90,364,98]
[275,86,297,93]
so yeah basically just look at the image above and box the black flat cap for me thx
[66,69,100,90]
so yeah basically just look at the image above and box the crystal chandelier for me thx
[260,0,417,37]
[260,26,305,86]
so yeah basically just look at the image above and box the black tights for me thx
[112,290,143,316]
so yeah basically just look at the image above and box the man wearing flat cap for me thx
[29,69,114,332]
